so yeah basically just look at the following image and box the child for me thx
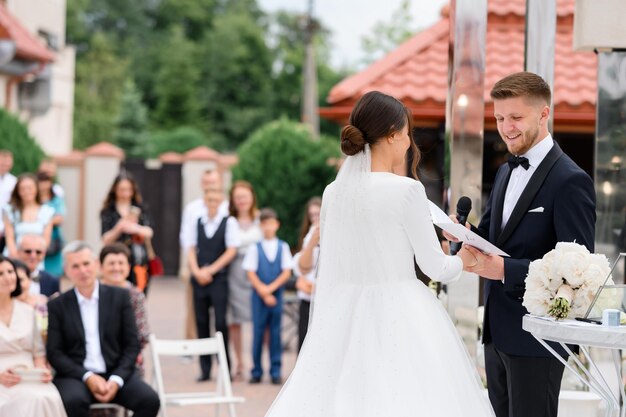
[243,208,293,384]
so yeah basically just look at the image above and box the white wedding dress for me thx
[266,145,495,417]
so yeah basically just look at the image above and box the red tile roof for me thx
[321,0,596,128]
[0,4,55,63]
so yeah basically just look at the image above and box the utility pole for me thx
[301,0,319,139]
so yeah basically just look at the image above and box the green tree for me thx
[360,0,417,65]
[152,25,203,133]
[233,119,340,247]
[73,32,128,149]
[149,126,214,157]
[113,79,149,158]
[0,109,46,174]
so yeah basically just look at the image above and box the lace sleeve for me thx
[401,182,463,283]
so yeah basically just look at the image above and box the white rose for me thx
[523,287,553,316]
[558,251,588,286]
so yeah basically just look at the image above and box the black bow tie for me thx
[508,155,530,170]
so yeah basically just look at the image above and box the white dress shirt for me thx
[183,206,240,251]
[502,135,554,229]
[0,172,16,235]
[180,198,229,250]
[242,238,294,272]
[293,227,319,302]
[75,282,124,387]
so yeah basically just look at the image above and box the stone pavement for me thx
[144,276,298,417]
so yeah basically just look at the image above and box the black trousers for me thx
[53,371,160,417]
[485,343,564,417]
[298,300,311,353]
[192,275,230,377]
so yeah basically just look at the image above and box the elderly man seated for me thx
[17,234,59,297]
[46,241,160,417]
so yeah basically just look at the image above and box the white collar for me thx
[521,134,553,168]
[75,280,100,304]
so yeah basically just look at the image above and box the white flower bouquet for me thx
[523,242,614,320]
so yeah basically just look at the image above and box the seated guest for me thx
[17,234,59,297]
[99,243,150,375]
[0,255,67,417]
[46,241,160,417]
[13,259,49,339]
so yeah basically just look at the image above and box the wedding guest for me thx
[101,173,154,294]
[13,259,49,338]
[456,72,596,417]
[17,234,60,297]
[47,241,160,417]
[227,181,262,380]
[0,255,67,417]
[0,150,16,254]
[38,158,65,198]
[180,170,229,342]
[243,208,293,385]
[293,197,321,352]
[37,172,66,277]
[99,244,150,376]
[186,188,239,381]
[2,173,54,259]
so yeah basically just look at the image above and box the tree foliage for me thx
[113,79,150,158]
[233,119,340,247]
[149,126,213,157]
[0,109,46,174]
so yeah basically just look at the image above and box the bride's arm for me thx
[401,182,463,283]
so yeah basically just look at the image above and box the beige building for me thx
[0,0,74,155]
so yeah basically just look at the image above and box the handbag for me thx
[145,238,164,277]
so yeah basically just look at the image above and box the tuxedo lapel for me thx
[67,290,86,341]
[491,165,512,242]
[496,143,564,247]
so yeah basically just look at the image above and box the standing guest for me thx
[243,208,293,385]
[37,172,66,277]
[99,243,150,375]
[180,170,229,342]
[453,72,596,417]
[0,151,17,254]
[293,197,321,352]
[17,234,60,297]
[47,241,160,417]
[38,158,65,199]
[2,173,54,258]
[227,181,262,380]
[0,255,67,417]
[186,188,239,382]
[101,173,154,294]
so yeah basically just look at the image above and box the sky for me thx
[258,0,449,69]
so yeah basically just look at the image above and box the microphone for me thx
[450,196,472,256]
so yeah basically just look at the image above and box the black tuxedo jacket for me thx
[38,271,59,297]
[474,143,596,357]
[46,284,140,382]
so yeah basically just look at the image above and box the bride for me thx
[266,91,495,416]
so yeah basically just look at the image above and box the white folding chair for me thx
[149,332,245,417]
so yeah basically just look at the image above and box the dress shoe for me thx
[196,373,210,382]
[271,377,282,385]
[249,376,262,384]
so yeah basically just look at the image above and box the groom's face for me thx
[494,96,549,156]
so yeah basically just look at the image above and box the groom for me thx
[462,72,596,417]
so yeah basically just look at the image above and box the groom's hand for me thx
[463,246,504,280]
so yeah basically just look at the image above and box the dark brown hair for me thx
[259,208,279,222]
[99,243,131,264]
[101,172,143,212]
[228,180,259,219]
[36,171,56,199]
[0,256,23,298]
[340,91,420,178]
[490,71,551,106]
[296,196,322,252]
[10,173,41,212]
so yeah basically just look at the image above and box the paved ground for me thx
[144,276,298,417]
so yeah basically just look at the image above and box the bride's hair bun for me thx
[340,125,366,156]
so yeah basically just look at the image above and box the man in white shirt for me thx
[179,169,229,342]
[0,150,17,253]
[47,241,160,417]
[186,188,240,381]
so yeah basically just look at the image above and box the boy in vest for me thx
[243,208,293,384]
[187,188,240,381]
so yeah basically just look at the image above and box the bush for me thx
[233,119,340,248]
[0,109,46,174]
[149,126,214,157]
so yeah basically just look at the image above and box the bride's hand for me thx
[457,247,478,270]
